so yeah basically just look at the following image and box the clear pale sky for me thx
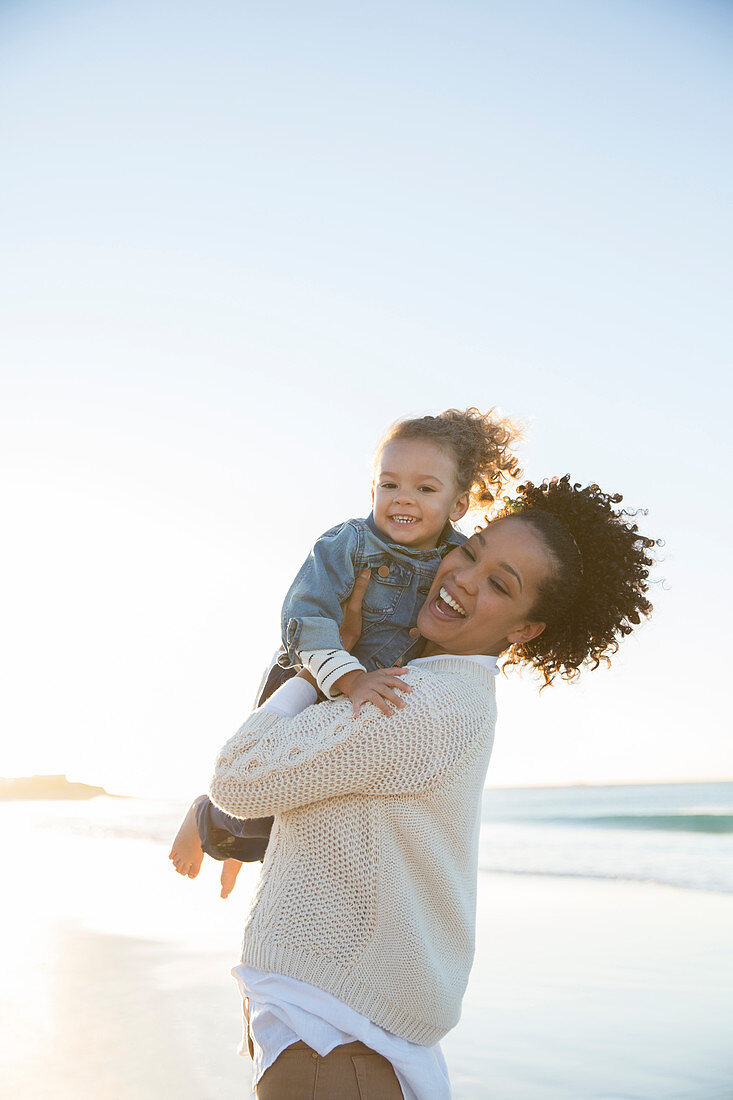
[1,0,731,797]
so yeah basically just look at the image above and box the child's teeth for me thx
[440,586,466,616]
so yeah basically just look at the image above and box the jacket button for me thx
[377,565,390,578]
[409,627,419,638]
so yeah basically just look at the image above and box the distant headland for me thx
[0,774,118,800]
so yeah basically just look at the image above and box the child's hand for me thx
[340,667,412,718]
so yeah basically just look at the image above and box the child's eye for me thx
[418,486,436,493]
[380,481,397,489]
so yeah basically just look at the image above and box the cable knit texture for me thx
[209,657,496,1047]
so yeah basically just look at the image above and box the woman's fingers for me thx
[340,568,371,651]
[352,568,371,597]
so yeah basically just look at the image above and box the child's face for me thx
[371,439,469,550]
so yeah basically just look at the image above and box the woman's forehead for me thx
[469,516,549,561]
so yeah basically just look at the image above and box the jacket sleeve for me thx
[280,522,361,664]
[209,671,483,819]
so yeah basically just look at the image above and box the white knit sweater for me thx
[209,656,496,1047]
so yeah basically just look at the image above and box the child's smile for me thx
[371,439,469,551]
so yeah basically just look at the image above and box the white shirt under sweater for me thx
[234,653,499,1099]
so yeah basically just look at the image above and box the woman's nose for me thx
[453,565,478,595]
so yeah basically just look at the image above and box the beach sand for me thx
[445,874,733,1100]
[2,805,731,1099]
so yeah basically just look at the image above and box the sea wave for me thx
[532,813,733,834]
[477,864,733,894]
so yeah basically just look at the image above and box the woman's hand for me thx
[340,568,371,652]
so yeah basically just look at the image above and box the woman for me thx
[208,477,656,1099]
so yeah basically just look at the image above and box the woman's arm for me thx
[192,570,375,855]
[209,669,485,819]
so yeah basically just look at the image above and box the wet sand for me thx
[2,802,732,1098]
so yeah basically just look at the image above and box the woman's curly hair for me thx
[498,476,658,687]
[376,407,522,508]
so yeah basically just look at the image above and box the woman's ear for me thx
[507,620,546,646]
[450,492,470,523]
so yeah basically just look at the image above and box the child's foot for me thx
[220,858,243,899]
[169,798,205,879]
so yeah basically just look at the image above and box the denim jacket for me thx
[279,514,466,672]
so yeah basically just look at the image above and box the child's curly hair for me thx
[498,476,658,687]
[376,407,522,509]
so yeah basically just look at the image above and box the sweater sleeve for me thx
[300,648,367,698]
[209,670,481,819]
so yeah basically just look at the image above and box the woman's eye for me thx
[461,545,475,560]
[490,579,507,595]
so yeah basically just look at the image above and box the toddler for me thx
[169,407,520,888]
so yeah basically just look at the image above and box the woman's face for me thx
[417,516,552,656]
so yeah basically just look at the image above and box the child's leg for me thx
[168,794,207,878]
[220,858,243,899]
[169,658,298,880]
[169,793,273,870]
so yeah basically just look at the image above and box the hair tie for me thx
[567,531,584,577]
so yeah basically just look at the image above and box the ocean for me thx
[2,782,732,1099]
[9,779,730,894]
[480,780,733,895]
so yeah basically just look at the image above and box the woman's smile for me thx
[421,573,475,631]
[434,585,467,618]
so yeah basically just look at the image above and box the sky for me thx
[1,0,731,797]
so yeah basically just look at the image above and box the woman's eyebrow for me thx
[471,533,523,591]
[499,562,523,592]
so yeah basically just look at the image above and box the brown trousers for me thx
[245,1002,404,1099]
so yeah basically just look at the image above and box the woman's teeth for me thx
[439,586,466,616]
[390,515,417,525]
